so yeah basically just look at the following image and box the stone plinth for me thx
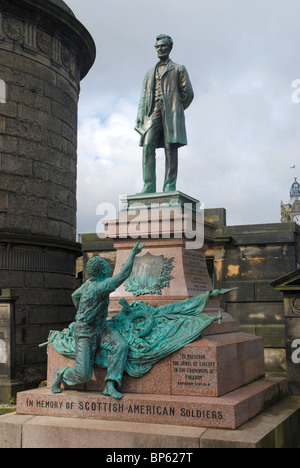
[103,192,218,313]
[16,377,287,430]
[15,303,287,432]
[3,395,300,448]
[46,330,265,398]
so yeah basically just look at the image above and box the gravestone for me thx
[0,290,24,403]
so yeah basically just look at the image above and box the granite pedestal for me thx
[2,291,298,446]
[103,192,218,314]
[45,330,265,399]
[6,193,298,446]
[2,396,300,448]
[15,311,287,432]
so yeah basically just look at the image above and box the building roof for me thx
[271,268,300,290]
[18,0,96,79]
[48,0,75,16]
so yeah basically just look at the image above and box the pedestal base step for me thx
[2,396,299,448]
[17,377,287,430]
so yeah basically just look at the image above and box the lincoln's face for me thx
[155,38,172,61]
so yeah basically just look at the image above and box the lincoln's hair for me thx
[156,34,173,47]
[86,256,108,278]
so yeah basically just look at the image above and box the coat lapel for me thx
[161,60,175,78]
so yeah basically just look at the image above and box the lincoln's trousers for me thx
[142,100,178,193]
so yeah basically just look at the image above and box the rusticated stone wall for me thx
[0,0,95,388]
[205,209,300,376]
[0,4,81,241]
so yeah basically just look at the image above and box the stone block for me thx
[16,377,287,430]
[0,101,17,119]
[227,302,284,325]
[3,396,300,448]
[0,191,8,213]
[46,331,265,398]
[200,396,300,448]
[222,281,255,302]
[24,272,44,289]
[43,273,75,290]
[0,116,5,133]
[25,417,202,449]
[255,281,283,302]
[3,413,205,449]
[264,348,287,373]
[0,413,33,449]
[285,317,300,343]
[169,333,265,397]
[8,193,48,217]
[255,325,285,348]
[0,153,33,176]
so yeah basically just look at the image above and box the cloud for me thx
[77,99,142,233]
[68,0,300,233]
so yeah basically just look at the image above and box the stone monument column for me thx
[0,0,95,390]
[103,192,219,314]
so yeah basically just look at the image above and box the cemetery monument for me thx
[0,7,300,449]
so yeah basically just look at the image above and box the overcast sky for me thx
[66,0,300,234]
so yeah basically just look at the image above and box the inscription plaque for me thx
[125,252,174,296]
[183,251,212,293]
[171,349,217,395]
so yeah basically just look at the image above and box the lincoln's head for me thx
[86,256,113,280]
[155,34,173,61]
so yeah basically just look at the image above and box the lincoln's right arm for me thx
[136,72,150,128]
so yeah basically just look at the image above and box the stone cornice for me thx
[0,231,82,254]
[0,0,96,79]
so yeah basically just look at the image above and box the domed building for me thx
[0,0,95,391]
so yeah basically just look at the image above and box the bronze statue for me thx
[50,242,145,400]
[135,34,194,194]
